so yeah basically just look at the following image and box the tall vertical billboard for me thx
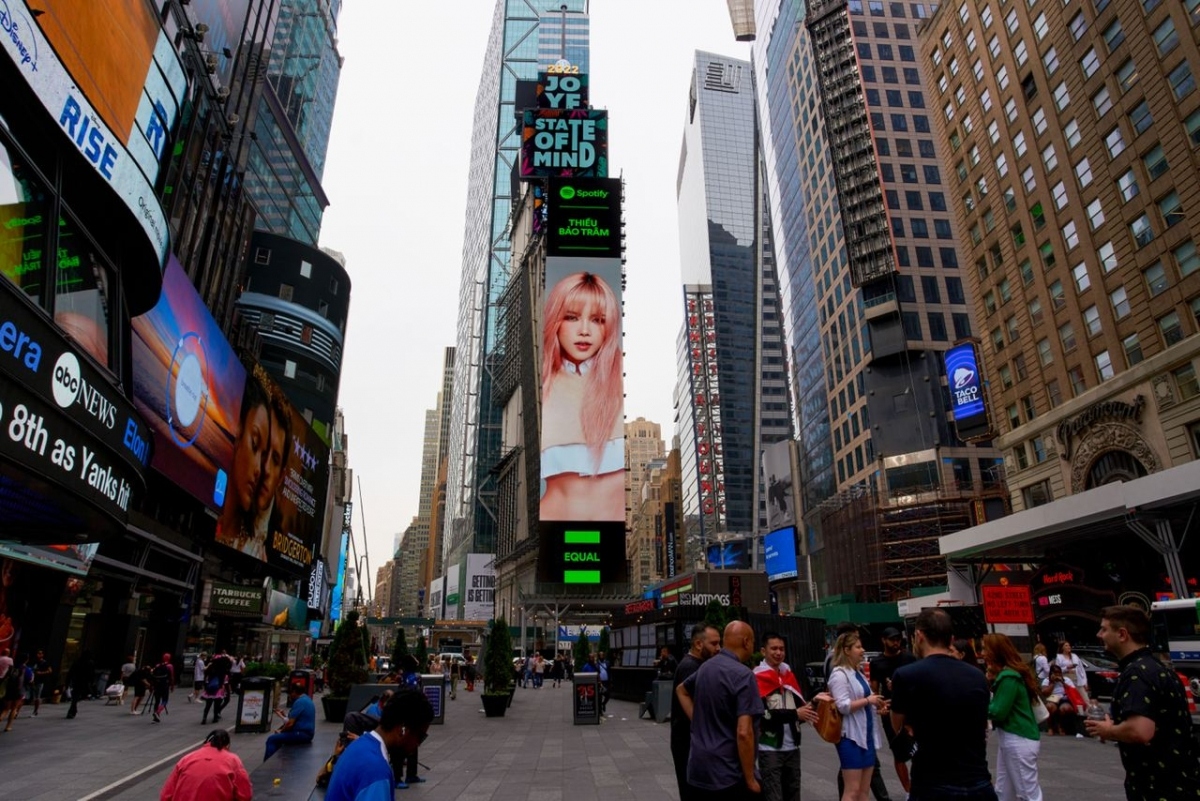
[463,553,495,621]
[131,258,328,576]
[945,342,992,441]
[538,177,626,585]
[520,68,607,180]
[761,440,796,531]
[444,564,461,620]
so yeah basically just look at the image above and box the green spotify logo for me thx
[559,185,576,200]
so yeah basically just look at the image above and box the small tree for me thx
[484,617,514,694]
[597,626,610,661]
[415,634,429,669]
[391,627,409,668]
[704,599,729,632]
[326,610,370,697]
[573,626,591,673]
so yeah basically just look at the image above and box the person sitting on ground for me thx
[264,684,316,761]
[160,729,251,801]
[1040,663,1079,736]
[326,687,434,801]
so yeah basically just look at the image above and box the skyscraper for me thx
[922,1,1200,512]
[443,1,589,572]
[748,0,1005,602]
[674,51,793,567]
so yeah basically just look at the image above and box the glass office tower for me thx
[675,51,792,565]
[443,1,589,572]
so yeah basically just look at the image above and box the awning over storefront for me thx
[940,459,1200,592]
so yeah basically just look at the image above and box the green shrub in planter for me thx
[326,610,370,698]
[484,617,514,695]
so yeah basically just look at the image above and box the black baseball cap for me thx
[881,627,903,639]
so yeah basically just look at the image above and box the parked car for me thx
[1076,654,1121,701]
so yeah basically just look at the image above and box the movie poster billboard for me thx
[762,440,796,531]
[537,256,626,585]
[444,564,461,620]
[463,553,495,622]
[131,257,328,576]
[427,576,445,621]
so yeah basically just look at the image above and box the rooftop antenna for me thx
[560,4,567,62]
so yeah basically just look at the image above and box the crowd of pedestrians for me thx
[666,604,1199,801]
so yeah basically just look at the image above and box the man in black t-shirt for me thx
[670,624,720,801]
[890,609,996,801]
[870,627,917,795]
[1086,605,1200,800]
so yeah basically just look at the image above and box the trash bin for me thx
[288,669,314,697]
[236,677,278,733]
[573,673,600,725]
[419,674,445,725]
[651,679,673,723]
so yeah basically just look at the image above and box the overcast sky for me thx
[318,1,750,576]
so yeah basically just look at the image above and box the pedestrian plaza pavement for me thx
[1,681,1131,800]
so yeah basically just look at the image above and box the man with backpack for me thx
[151,653,175,723]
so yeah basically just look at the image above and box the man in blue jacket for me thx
[327,687,434,801]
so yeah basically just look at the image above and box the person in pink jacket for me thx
[160,730,251,801]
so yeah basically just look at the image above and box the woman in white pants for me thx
[983,634,1043,801]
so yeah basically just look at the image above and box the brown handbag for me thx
[814,698,842,743]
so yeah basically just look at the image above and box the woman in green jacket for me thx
[983,633,1043,801]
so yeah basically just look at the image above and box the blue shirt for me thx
[682,649,763,791]
[326,731,394,801]
[288,693,316,736]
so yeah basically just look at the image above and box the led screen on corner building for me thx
[537,256,626,585]
[131,257,328,575]
[763,527,799,583]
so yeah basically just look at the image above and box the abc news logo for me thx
[52,351,117,429]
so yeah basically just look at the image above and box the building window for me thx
[1037,338,1054,366]
[1187,109,1200,147]
[329,277,339,295]
[1093,86,1112,117]
[1047,379,1062,408]
[1174,241,1200,278]
[953,313,972,338]
[1028,297,1043,325]
[1144,144,1169,179]
[1117,60,1139,93]
[1015,442,1030,469]
[1130,214,1154,249]
[1053,82,1071,111]
[1042,144,1058,171]
[1023,480,1053,508]
[1064,119,1081,150]
[1105,127,1126,158]
[260,311,275,332]
[1063,220,1079,250]
[992,326,1005,352]
[1059,322,1077,352]
[1068,365,1087,396]
[300,260,312,279]
[1072,262,1091,293]
[1052,182,1069,210]
[1083,304,1102,337]
[1130,102,1154,135]
[1095,350,1115,381]
[1145,262,1169,297]
[1123,333,1144,366]
[1176,363,1200,400]
[279,283,294,302]
[1032,436,1048,463]
[318,300,330,318]
[1086,199,1105,230]
[1014,353,1028,381]
[284,359,297,378]
[1023,395,1037,421]
[1007,403,1021,431]
[1117,170,1139,203]
[1099,241,1117,272]
[1160,192,1185,228]
[1068,12,1087,42]
[928,313,948,340]
[1080,48,1100,79]
[1153,18,1179,56]
[1160,311,1185,346]
[1111,286,1131,319]
[254,248,272,265]
[1041,242,1057,270]
[1074,158,1093,188]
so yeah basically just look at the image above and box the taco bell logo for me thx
[952,366,975,390]
[1,0,40,72]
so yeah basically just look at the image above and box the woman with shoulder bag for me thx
[983,634,1044,801]
[826,632,885,801]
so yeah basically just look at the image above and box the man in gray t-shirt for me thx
[677,621,763,799]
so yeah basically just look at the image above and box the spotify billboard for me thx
[537,179,627,586]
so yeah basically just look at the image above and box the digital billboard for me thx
[761,440,796,531]
[520,109,608,179]
[131,257,328,576]
[706,538,750,570]
[945,342,991,440]
[444,563,461,619]
[537,70,588,110]
[0,0,185,266]
[463,553,495,622]
[763,527,799,583]
[547,177,622,259]
[537,256,626,585]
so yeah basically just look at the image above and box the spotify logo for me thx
[559,185,576,200]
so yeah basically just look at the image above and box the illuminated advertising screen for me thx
[761,440,795,531]
[763,527,799,582]
[0,0,185,265]
[444,563,461,619]
[537,70,588,109]
[547,177,621,259]
[706,539,750,570]
[945,342,991,439]
[463,553,495,622]
[520,109,608,179]
[537,256,626,585]
[131,257,328,576]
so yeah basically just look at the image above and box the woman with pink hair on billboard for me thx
[540,271,624,522]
